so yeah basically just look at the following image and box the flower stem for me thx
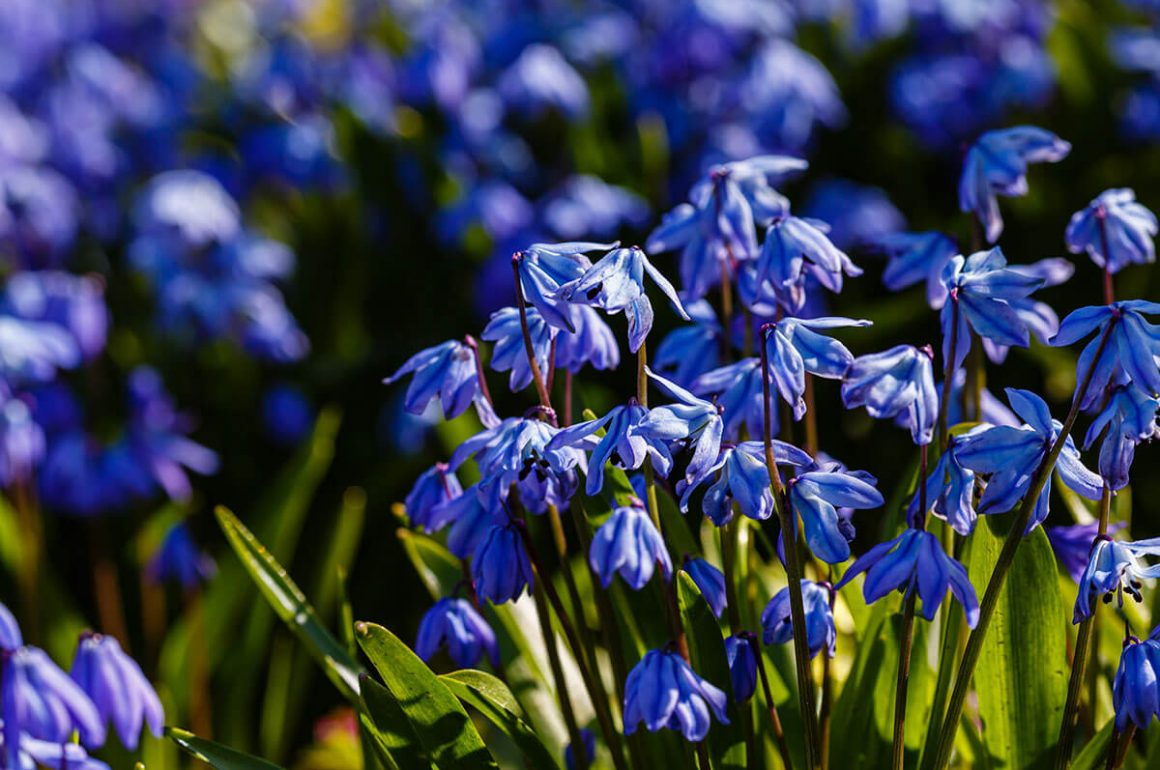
[1098,213,1115,306]
[937,298,961,449]
[751,632,796,770]
[511,258,555,415]
[564,370,574,427]
[803,375,818,456]
[892,592,918,770]
[465,334,495,411]
[926,321,1117,770]
[820,577,835,770]
[761,324,821,770]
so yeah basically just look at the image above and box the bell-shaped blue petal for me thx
[405,463,463,533]
[70,633,164,750]
[841,345,938,445]
[653,300,722,388]
[472,523,534,604]
[555,304,620,375]
[1066,189,1157,275]
[623,648,730,742]
[756,214,862,312]
[514,241,616,331]
[2,646,104,748]
[724,634,758,702]
[789,468,884,563]
[1052,301,1160,410]
[765,316,870,419]
[481,306,553,393]
[384,339,485,421]
[1113,634,1160,730]
[907,440,977,535]
[1083,386,1160,491]
[639,367,725,493]
[590,504,672,590]
[1074,537,1160,623]
[761,579,836,659]
[683,558,727,619]
[547,403,672,495]
[415,597,500,668]
[871,230,958,308]
[1047,522,1125,584]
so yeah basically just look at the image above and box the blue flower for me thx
[980,258,1074,364]
[788,467,884,563]
[841,345,939,445]
[940,248,1046,373]
[261,384,313,446]
[0,315,79,384]
[590,503,672,590]
[639,367,725,494]
[837,528,980,627]
[405,464,463,533]
[472,523,534,604]
[481,306,552,393]
[147,522,216,589]
[0,392,43,488]
[438,483,506,560]
[565,729,596,770]
[765,316,870,420]
[1083,386,1160,491]
[555,305,620,375]
[756,214,862,313]
[498,44,589,119]
[385,339,486,421]
[623,648,730,742]
[724,634,757,702]
[542,176,648,241]
[907,440,977,535]
[1051,301,1160,411]
[546,404,671,496]
[955,389,1102,531]
[959,126,1071,243]
[513,241,615,332]
[871,231,958,308]
[681,440,812,523]
[415,597,499,669]
[11,735,109,770]
[691,359,766,441]
[762,580,836,659]
[1,271,108,361]
[1066,189,1158,275]
[653,300,722,388]
[683,557,727,619]
[1074,537,1160,623]
[2,646,104,749]
[1113,632,1160,730]
[559,246,690,353]
[69,632,164,750]
[1047,522,1125,583]
[0,602,20,650]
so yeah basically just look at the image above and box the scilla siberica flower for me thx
[841,345,938,445]
[1051,301,1160,411]
[415,598,499,668]
[873,231,959,308]
[472,523,534,604]
[724,635,757,702]
[838,528,980,627]
[1112,631,1160,730]
[683,558,727,619]
[554,305,620,375]
[1083,385,1160,491]
[979,258,1074,364]
[70,632,164,750]
[907,440,977,535]
[762,580,836,659]
[788,466,884,563]
[0,602,20,650]
[623,648,729,742]
[692,359,766,441]
[765,316,870,420]
[0,314,79,383]
[959,126,1070,243]
[481,306,552,392]
[680,440,812,524]
[546,402,671,496]
[756,213,862,313]
[1047,522,1125,583]
[438,483,505,560]
[404,463,462,533]
[590,503,672,590]
[147,522,216,589]
[385,338,490,422]
[653,300,722,388]
[1066,189,1157,274]
[513,241,615,332]
[1074,537,1160,623]
[940,248,1045,373]
[638,367,724,494]
[2,646,104,748]
[558,245,690,353]
[955,389,1102,531]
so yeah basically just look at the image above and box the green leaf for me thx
[215,506,363,701]
[967,516,1068,770]
[356,621,498,769]
[361,674,431,769]
[440,669,562,770]
[677,572,745,770]
[167,728,286,770]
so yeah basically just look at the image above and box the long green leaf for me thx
[967,517,1068,770]
[167,728,286,770]
[216,506,362,701]
[361,674,432,769]
[356,621,498,769]
[440,669,562,770]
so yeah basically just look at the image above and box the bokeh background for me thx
[2,0,1160,766]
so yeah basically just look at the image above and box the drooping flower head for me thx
[471,523,534,605]
[147,522,216,589]
[955,389,1102,531]
[1066,189,1157,275]
[679,440,811,524]
[481,306,552,393]
[554,305,620,376]
[1074,537,1160,623]
[2,646,105,751]
[1113,631,1160,730]
[872,231,959,308]
[558,245,689,353]
[70,632,164,750]
[940,248,1045,373]
[546,402,672,496]
[979,258,1074,364]
[623,648,730,742]
[638,367,724,494]
[653,300,722,388]
[787,465,884,563]
[1083,385,1160,491]
[755,214,862,313]
[761,579,836,659]
[683,557,727,619]
[1051,301,1160,411]
[590,502,672,590]
[415,598,499,669]
[838,528,979,627]
[512,241,615,331]
[384,338,491,423]
[959,126,1070,243]
[1047,522,1125,583]
[907,440,977,535]
[764,316,870,420]
[724,634,757,702]
[841,345,938,445]
[404,463,462,533]
[691,359,766,441]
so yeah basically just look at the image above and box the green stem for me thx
[751,633,796,770]
[926,322,1117,770]
[761,325,821,770]
[892,593,918,770]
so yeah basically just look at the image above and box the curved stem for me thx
[927,322,1117,770]
[761,326,821,770]
[465,335,495,411]
[511,259,554,415]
